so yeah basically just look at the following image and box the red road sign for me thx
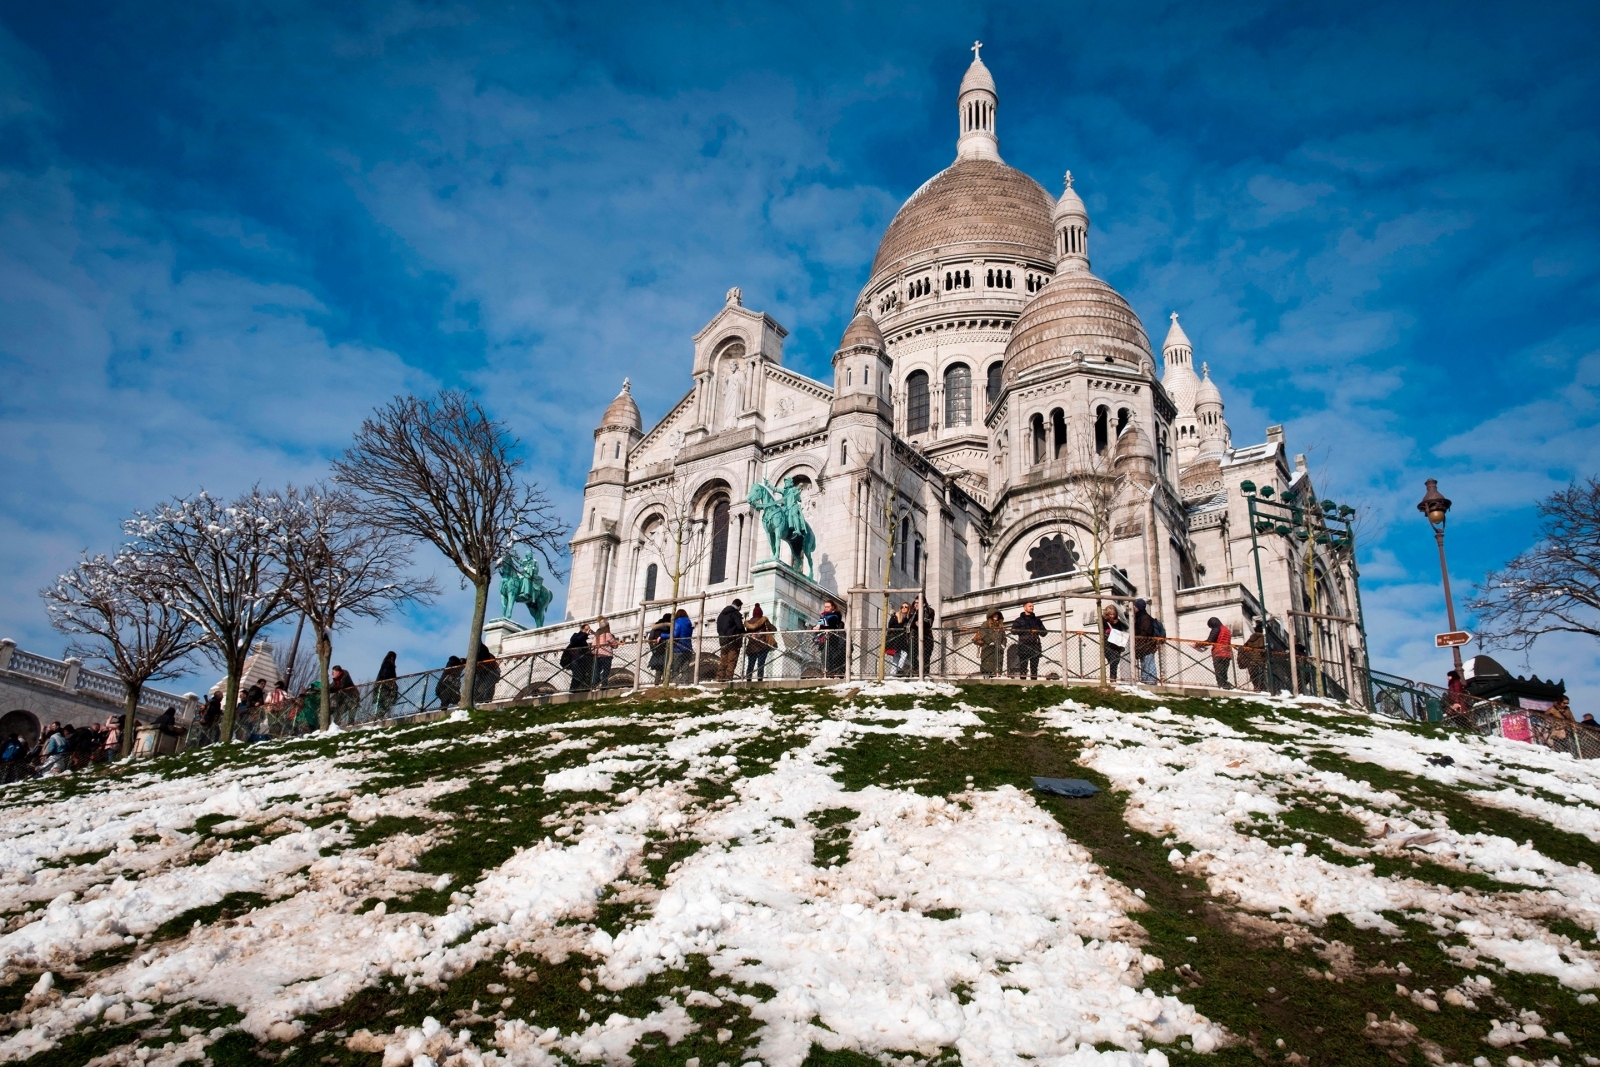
[1435,631,1472,648]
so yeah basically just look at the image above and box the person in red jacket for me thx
[1195,616,1233,689]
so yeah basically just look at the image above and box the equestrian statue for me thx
[497,550,554,627]
[747,476,816,579]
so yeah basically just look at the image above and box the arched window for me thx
[1094,406,1109,454]
[1031,413,1046,465]
[841,440,849,465]
[644,563,658,603]
[1051,408,1067,459]
[986,361,1002,406]
[963,270,971,288]
[986,269,994,287]
[1005,270,1013,288]
[1026,534,1081,579]
[707,497,731,584]
[944,363,971,427]
[900,517,910,570]
[913,537,921,580]
[614,442,621,459]
[945,272,953,291]
[906,371,930,434]
[1116,408,1130,436]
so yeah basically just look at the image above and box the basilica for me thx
[491,46,1363,677]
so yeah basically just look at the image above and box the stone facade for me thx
[494,46,1363,675]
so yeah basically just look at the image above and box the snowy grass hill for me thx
[1,682,1598,1067]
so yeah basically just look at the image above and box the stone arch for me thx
[1,709,40,747]
[987,507,1096,586]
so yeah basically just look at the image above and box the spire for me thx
[1195,361,1229,460]
[1052,170,1089,271]
[1162,312,1193,368]
[956,44,1000,162]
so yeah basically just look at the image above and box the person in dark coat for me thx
[375,651,399,715]
[911,597,934,675]
[436,655,464,708]
[885,603,910,676]
[975,611,1006,677]
[473,642,501,704]
[716,599,745,681]
[647,613,673,685]
[1237,622,1269,692]
[1011,602,1047,680]
[561,625,593,693]
[1132,598,1161,683]
[815,600,845,677]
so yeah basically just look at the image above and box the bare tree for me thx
[123,489,294,743]
[1469,477,1600,651]
[638,479,715,601]
[42,551,206,757]
[1062,438,1129,683]
[268,485,438,730]
[272,637,318,696]
[333,391,567,708]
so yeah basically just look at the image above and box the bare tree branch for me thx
[121,488,295,743]
[333,391,568,707]
[267,484,438,729]
[42,551,207,757]
[1469,477,1600,652]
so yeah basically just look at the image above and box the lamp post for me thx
[1417,478,1463,674]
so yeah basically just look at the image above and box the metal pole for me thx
[1059,595,1069,681]
[693,594,707,685]
[633,603,647,694]
[1434,526,1465,674]
[1244,496,1276,693]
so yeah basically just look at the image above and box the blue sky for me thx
[2,1,1598,701]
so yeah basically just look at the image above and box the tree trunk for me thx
[317,628,333,731]
[461,580,489,710]
[119,683,142,759]
[220,655,243,743]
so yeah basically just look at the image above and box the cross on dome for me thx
[1063,170,1074,190]
[1170,312,1179,325]
[971,40,982,60]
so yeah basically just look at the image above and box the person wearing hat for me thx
[716,599,746,681]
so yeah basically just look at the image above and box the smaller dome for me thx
[960,55,996,96]
[838,311,885,351]
[1196,363,1223,408]
[600,378,642,432]
[1053,171,1087,223]
[1002,270,1151,380]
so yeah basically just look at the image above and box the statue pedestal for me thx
[750,559,832,633]
[482,617,526,657]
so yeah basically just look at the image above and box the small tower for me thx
[592,378,643,475]
[1195,363,1231,460]
[832,312,893,411]
[957,41,1001,162]
[1162,313,1202,466]
[1053,172,1089,272]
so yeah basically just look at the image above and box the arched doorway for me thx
[1,709,41,747]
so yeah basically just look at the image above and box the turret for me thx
[1053,171,1089,272]
[592,378,643,474]
[956,41,1001,162]
[1162,313,1203,466]
[1195,363,1231,460]
[832,312,893,413]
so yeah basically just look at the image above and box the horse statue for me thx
[747,476,816,579]
[497,550,553,627]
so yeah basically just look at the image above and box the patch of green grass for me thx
[808,807,856,869]
[150,891,275,943]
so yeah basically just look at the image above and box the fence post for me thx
[693,595,707,685]
[845,625,854,683]
[633,605,648,695]
[61,657,82,692]
[1287,632,1300,697]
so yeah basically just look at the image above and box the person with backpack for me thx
[1132,599,1163,684]
[744,604,777,682]
[647,613,673,685]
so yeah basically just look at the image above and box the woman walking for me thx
[744,604,776,682]
[375,651,399,716]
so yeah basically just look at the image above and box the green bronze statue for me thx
[747,476,816,578]
[498,550,553,627]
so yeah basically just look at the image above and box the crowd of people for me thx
[0,706,188,782]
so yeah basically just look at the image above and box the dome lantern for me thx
[956,41,1001,162]
[1053,171,1089,272]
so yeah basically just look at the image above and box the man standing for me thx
[1195,616,1233,689]
[1132,599,1161,684]
[1011,602,1047,680]
[716,599,746,681]
[815,599,845,677]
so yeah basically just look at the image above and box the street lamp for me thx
[1416,478,1464,674]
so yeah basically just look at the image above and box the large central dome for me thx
[868,158,1056,281]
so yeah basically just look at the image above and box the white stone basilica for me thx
[493,46,1363,672]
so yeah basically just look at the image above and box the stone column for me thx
[62,657,82,692]
[0,639,14,672]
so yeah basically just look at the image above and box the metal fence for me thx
[1364,668,1600,760]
